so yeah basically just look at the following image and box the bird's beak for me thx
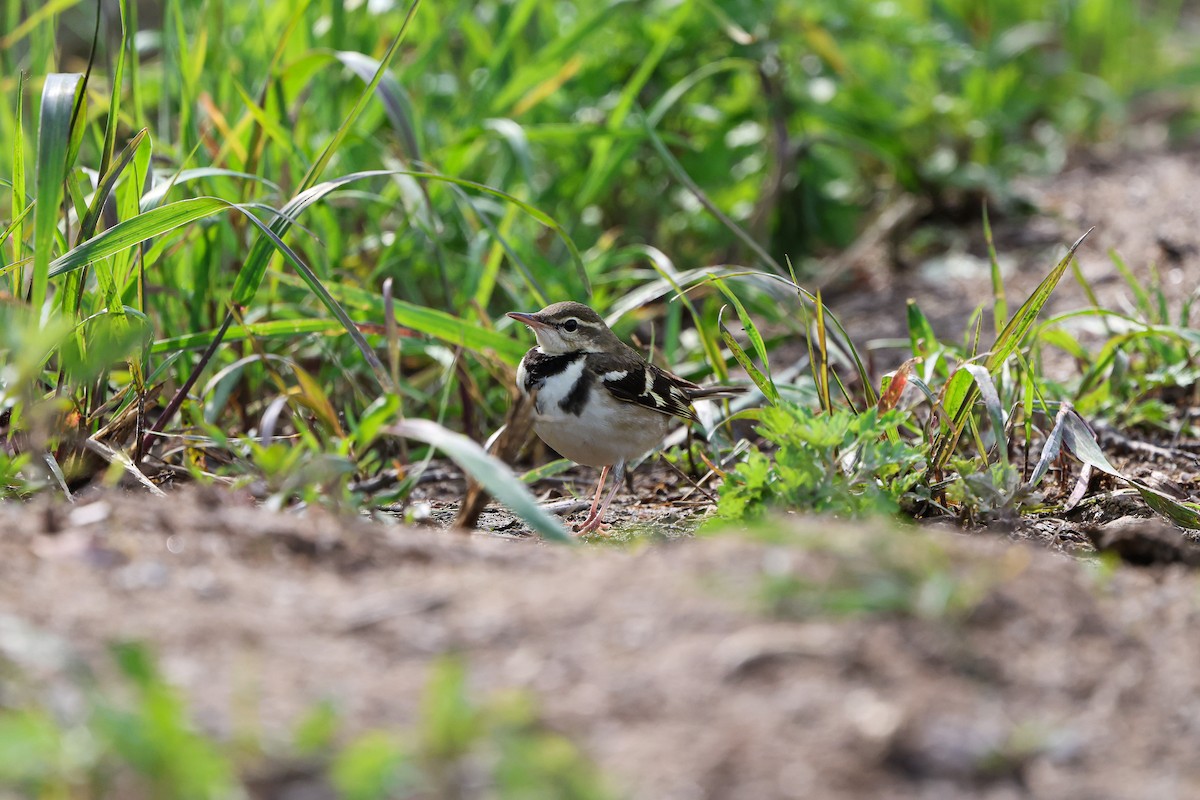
[507,311,547,329]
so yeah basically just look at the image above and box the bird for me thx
[507,301,745,535]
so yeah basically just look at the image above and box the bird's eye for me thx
[562,319,579,332]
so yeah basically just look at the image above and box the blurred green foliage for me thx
[0,644,610,799]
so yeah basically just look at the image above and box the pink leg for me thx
[576,460,626,536]
[573,464,610,532]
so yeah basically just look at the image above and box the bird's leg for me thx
[576,460,625,536]
[573,464,610,532]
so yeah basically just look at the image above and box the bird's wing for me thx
[586,351,699,422]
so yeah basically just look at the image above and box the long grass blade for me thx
[579,0,691,205]
[77,129,150,242]
[0,0,86,50]
[8,72,28,292]
[389,419,572,543]
[272,272,528,363]
[33,73,84,308]
[982,203,1007,334]
[717,305,779,405]
[297,0,421,192]
[231,169,583,310]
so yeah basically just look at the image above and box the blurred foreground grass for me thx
[0,639,608,799]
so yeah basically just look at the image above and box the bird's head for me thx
[507,301,622,354]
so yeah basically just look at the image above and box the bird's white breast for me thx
[528,356,586,417]
[517,349,672,468]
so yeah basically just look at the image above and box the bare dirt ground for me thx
[6,489,1200,799]
[3,145,1200,799]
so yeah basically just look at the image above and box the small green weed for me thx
[716,405,924,520]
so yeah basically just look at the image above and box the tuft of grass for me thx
[709,223,1200,530]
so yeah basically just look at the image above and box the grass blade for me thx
[47,195,390,390]
[579,0,691,205]
[272,272,529,364]
[389,419,572,543]
[1025,403,1066,490]
[231,169,583,310]
[1059,406,1200,529]
[982,203,1007,334]
[8,71,27,293]
[297,0,421,193]
[717,305,779,405]
[960,363,1008,467]
[931,230,1092,471]
[987,229,1091,371]
[77,129,149,242]
[151,319,356,353]
[48,197,229,277]
[33,73,84,308]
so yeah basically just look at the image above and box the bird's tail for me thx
[688,384,748,400]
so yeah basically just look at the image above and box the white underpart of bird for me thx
[508,301,744,535]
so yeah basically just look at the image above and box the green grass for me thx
[1,0,1198,527]
[707,236,1200,529]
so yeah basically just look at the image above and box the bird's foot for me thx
[573,517,611,537]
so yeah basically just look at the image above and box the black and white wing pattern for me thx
[586,350,700,422]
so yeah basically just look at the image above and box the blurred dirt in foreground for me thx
[3,487,1200,799]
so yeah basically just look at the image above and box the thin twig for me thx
[658,452,718,506]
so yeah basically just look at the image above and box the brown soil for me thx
[6,488,1200,799]
[4,146,1200,798]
